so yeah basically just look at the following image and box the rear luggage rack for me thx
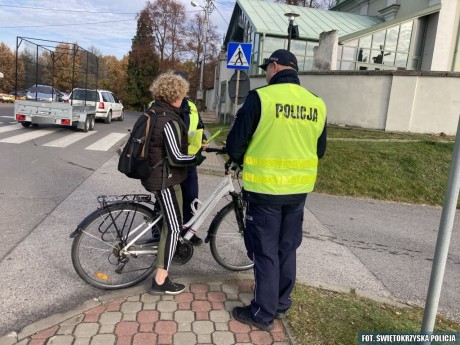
[97,194,152,208]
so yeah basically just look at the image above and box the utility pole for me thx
[192,0,212,111]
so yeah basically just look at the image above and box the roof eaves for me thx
[330,0,355,11]
[338,2,442,42]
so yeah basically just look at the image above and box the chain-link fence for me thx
[14,37,98,99]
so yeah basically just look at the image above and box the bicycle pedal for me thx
[172,240,194,265]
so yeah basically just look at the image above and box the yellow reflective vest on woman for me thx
[242,84,326,195]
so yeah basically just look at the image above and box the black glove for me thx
[194,149,206,166]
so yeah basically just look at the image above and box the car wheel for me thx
[83,116,91,132]
[21,122,32,128]
[89,116,96,131]
[104,110,112,124]
[118,110,124,121]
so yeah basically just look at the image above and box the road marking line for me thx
[0,129,58,144]
[0,116,14,119]
[85,132,127,151]
[0,124,21,134]
[43,131,98,147]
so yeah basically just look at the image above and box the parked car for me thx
[69,88,124,123]
[0,93,15,103]
[9,89,28,100]
[26,84,64,102]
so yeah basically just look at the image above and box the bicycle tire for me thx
[71,203,159,290]
[209,202,254,271]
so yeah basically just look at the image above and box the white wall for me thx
[431,0,459,71]
[213,71,460,135]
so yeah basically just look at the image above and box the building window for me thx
[398,22,413,52]
[339,21,414,70]
[255,36,318,74]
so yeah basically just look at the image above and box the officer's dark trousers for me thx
[244,200,305,325]
[181,166,199,224]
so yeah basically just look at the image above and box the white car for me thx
[69,88,124,123]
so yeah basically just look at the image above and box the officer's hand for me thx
[194,149,207,166]
[201,140,210,149]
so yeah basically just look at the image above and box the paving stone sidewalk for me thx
[0,275,294,345]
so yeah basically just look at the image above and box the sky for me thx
[0,0,236,59]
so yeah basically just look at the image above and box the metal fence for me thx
[14,37,98,98]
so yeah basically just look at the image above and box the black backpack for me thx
[118,110,157,179]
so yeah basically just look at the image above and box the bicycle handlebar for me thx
[204,147,226,154]
[202,147,241,172]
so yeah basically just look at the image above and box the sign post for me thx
[233,70,240,117]
[227,42,252,117]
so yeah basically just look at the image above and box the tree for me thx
[185,12,220,102]
[53,43,74,93]
[125,9,159,108]
[0,43,16,93]
[275,0,336,9]
[146,0,187,66]
[99,55,128,102]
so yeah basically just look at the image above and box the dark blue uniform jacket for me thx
[226,69,327,205]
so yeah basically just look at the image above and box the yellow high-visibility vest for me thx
[243,84,326,195]
[186,99,202,154]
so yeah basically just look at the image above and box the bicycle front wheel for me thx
[71,203,159,290]
[209,202,254,271]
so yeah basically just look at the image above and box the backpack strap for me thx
[140,113,150,159]
[140,109,157,159]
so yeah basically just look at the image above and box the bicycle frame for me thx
[119,172,236,256]
[182,173,235,240]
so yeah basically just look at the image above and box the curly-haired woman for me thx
[142,71,205,294]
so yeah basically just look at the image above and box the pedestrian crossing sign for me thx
[227,42,252,70]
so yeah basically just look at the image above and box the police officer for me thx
[226,49,327,331]
[177,87,207,245]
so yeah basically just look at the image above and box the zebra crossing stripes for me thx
[85,132,127,151]
[0,124,21,134]
[0,128,59,144]
[0,125,128,151]
[43,131,97,148]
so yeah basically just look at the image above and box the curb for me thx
[298,279,409,309]
[196,166,225,177]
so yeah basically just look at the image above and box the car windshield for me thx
[71,89,97,102]
[29,85,54,94]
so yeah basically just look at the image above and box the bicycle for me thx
[70,147,253,290]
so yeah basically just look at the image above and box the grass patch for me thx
[204,122,456,206]
[316,140,454,206]
[327,125,454,142]
[287,284,460,345]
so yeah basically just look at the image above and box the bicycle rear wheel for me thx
[71,203,159,290]
[209,202,254,271]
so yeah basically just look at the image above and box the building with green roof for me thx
[223,0,459,74]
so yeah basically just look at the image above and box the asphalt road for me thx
[0,103,138,261]
[306,193,460,321]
